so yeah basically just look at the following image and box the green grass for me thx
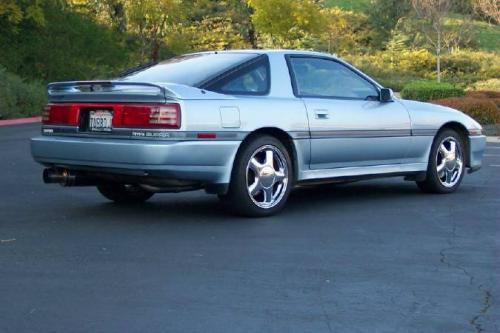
[444,16,500,52]
[473,20,500,52]
[324,0,370,12]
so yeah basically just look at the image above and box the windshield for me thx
[119,53,259,87]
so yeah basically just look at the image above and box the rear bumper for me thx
[468,135,486,173]
[31,136,240,184]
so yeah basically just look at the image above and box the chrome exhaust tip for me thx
[42,168,96,187]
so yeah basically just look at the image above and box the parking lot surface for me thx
[1,124,499,332]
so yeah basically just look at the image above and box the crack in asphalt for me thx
[439,216,493,332]
[319,299,334,333]
[439,246,475,286]
[470,286,493,333]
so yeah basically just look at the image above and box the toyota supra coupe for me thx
[31,50,486,216]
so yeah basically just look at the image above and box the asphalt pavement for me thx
[1,123,499,333]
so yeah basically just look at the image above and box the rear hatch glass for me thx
[119,53,259,87]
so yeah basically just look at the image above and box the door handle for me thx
[314,110,329,119]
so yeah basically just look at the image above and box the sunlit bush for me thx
[0,68,46,120]
[401,81,465,101]
[431,96,500,125]
[344,49,500,91]
[468,79,500,92]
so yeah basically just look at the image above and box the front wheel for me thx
[221,135,293,217]
[417,129,466,193]
[97,183,154,203]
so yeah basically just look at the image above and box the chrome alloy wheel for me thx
[436,137,464,188]
[246,145,289,209]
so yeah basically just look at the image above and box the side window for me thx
[289,57,378,99]
[208,57,270,95]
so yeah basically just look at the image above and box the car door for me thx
[287,55,412,170]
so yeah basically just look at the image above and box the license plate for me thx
[89,110,113,132]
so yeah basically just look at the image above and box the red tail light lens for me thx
[42,103,181,129]
[120,104,181,129]
[42,104,79,126]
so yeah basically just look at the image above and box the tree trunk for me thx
[436,30,441,83]
[151,40,160,63]
[248,24,258,49]
[111,2,126,33]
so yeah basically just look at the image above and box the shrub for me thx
[0,67,47,120]
[372,74,421,92]
[468,78,500,92]
[401,80,465,101]
[441,52,481,75]
[466,90,500,99]
[344,49,500,90]
[0,1,132,82]
[431,97,500,125]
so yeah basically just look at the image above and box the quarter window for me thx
[289,57,378,100]
[206,57,270,95]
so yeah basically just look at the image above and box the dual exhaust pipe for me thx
[43,168,97,187]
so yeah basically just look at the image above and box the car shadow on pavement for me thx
[64,179,439,224]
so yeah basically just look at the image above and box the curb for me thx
[487,136,500,144]
[483,124,500,136]
[0,116,41,126]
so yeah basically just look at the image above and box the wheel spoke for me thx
[437,160,446,173]
[449,141,456,156]
[445,169,453,184]
[248,178,261,196]
[249,158,262,173]
[262,187,274,203]
[264,150,274,168]
[275,169,286,183]
[439,143,449,155]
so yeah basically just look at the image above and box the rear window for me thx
[119,53,259,87]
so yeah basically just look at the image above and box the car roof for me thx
[189,49,338,58]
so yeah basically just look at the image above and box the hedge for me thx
[468,79,500,92]
[401,80,465,101]
[431,96,500,125]
[0,67,47,120]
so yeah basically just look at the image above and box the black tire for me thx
[221,135,294,217]
[97,183,154,203]
[416,129,466,194]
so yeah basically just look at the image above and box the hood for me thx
[398,99,483,132]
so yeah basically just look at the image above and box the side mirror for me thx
[379,88,393,102]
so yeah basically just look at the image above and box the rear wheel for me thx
[97,183,154,203]
[416,129,466,193]
[221,135,293,217]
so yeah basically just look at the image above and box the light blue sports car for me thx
[31,50,486,216]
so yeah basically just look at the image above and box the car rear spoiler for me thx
[47,81,175,103]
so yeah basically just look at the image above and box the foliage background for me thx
[0,0,499,120]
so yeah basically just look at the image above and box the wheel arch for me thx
[235,127,299,181]
[436,121,470,166]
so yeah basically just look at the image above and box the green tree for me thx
[321,7,373,55]
[69,0,127,33]
[0,0,130,82]
[183,0,257,48]
[248,0,326,47]
[126,0,184,62]
[187,16,248,51]
[386,26,410,67]
[367,0,412,47]
[0,0,45,30]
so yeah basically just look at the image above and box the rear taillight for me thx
[120,104,181,129]
[41,103,181,129]
[42,104,79,126]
